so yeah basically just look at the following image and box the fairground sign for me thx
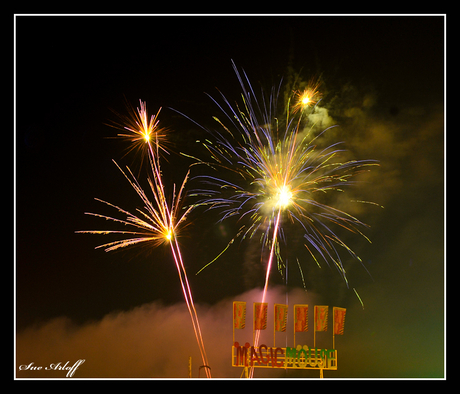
[232,342,337,370]
[232,302,346,375]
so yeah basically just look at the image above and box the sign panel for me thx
[233,301,246,329]
[274,304,288,332]
[254,302,268,330]
[314,305,329,332]
[333,307,346,335]
[294,304,308,332]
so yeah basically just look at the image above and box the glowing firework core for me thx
[276,185,293,208]
[165,230,172,241]
[301,95,311,106]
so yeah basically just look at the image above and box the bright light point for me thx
[276,185,293,208]
[143,133,150,142]
[301,96,310,105]
[165,231,172,241]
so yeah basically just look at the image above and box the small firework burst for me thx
[291,79,322,113]
[107,99,170,167]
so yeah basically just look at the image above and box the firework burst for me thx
[77,101,211,377]
[77,158,190,252]
[291,79,322,113]
[183,63,378,377]
[107,99,170,169]
[189,64,377,282]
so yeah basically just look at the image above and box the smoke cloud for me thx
[306,83,444,217]
[16,279,444,378]
[16,287,323,378]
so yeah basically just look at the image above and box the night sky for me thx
[15,15,444,378]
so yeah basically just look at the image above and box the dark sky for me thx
[15,15,444,378]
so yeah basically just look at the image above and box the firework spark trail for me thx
[77,161,211,377]
[77,101,211,377]
[169,236,211,376]
[122,102,210,376]
[250,209,281,378]
[145,140,212,377]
